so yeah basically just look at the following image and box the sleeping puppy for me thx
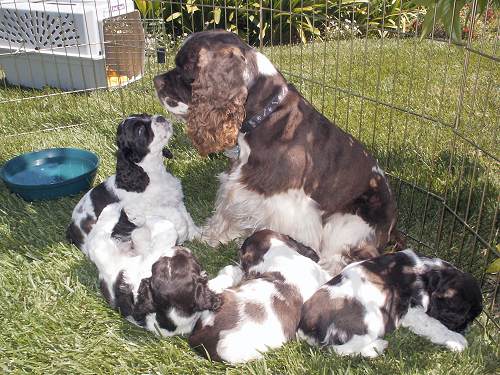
[298,249,483,357]
[87,203,220,336]
[189,230,331,363]
[67,114,200,256]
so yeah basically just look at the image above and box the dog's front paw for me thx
[200,223,229,247]
[360,339,388,358]
[200,230,224,248]
[208,265,243,293]
[445,333,468,352]
[188,225,202,241]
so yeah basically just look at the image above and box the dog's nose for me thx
[153,75,164,90]
[156,115,166,123]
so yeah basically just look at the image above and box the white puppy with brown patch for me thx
[298,249,483,357]
[189,230,331,363]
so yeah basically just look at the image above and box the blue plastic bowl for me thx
[0,148,99,201]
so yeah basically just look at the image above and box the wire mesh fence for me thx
[0,0,498,339]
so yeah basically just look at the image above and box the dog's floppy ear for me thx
[132,278,156,324]
[280,234,320,263]
[115,150,150,192]
[116,119,151,163]
[150,256,174,307]
[187,47,248,156]
[193,275,222,312]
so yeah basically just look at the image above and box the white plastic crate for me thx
[0,0,145,90]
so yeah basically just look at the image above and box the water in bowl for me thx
[9,157,91,186]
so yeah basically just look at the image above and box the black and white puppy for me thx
[298,249,483,357]
[189,230,331,363]
[67,114,200,255]
[87,203,220,336]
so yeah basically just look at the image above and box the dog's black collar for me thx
[240,85,288,133]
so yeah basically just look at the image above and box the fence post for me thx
[259,0,263,50]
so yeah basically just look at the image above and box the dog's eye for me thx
[136,124,145,136]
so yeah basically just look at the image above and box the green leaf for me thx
[134,0,148,16]
[166,12,182,22]
[213,7,221,25]
[185,0,198,14]
[259,21,268,33]
[438,0,465,42]
[486,258,500,274]
[419,3,436,40]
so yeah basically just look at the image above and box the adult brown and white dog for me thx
[189,229,331,363]
[154,30,400,275]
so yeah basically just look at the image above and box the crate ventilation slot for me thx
[0,9,80,51]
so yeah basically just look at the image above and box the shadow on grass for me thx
[0,183,81,260]
[376,147,498,275]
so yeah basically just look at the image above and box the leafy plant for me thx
[133,1,425,44]
[486,258,500,274]
[159,0,332,45]
[341,0,423,36]
[133,0,162,17]
[415,0,500,42]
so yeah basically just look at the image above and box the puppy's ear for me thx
[194,277,222,312]
[187,47,248,156]
[150,257,173,307]
[280,234,319,263]
[116,121,151,164]
[115,150,150,193]
[132,278,156,324]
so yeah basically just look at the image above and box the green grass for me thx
[0,38,498,374]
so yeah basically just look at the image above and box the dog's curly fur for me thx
[187,47,248,155]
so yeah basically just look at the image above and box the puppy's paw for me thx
[332,345,355,357]
[296,329,320,347]
[361,339,388,358]
[445,333,468,352]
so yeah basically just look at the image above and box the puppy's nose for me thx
[153,75,165,90]
[156,115,166,123]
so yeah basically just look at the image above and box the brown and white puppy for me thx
[154,30,401,275]
[188,230,331,363]
[298,249,483,357]
[87,204,220,336]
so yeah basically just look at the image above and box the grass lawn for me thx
[0,38,498,374]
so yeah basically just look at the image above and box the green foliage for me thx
[133,1,423,45]
[486,255,500,274]
[415,0,500,42]
[159,0,332,45]
[133,0,162,17]
[344,0,422,35]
